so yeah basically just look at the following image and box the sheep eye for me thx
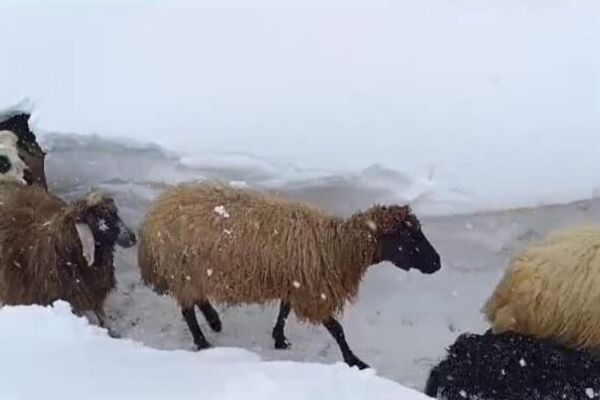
[0,155,11,173]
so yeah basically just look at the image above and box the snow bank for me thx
[0,301,427,400]
[40,133,469,216]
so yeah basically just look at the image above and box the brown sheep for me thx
[0,113,47,189]
[0,184,137,327]
[139,183,441,369]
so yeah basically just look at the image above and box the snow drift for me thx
[0,301,428,400]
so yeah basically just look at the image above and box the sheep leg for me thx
[197,300,222,333]
[424,365,441,398]
[272,301,291,349]
[323,317,369,370]
[182,306,211,350]
[95,312,121,339]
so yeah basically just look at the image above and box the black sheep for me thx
[425,330,600,400]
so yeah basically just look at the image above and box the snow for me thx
[98,218,109,232]
[1,1,599,215]
[0,301,428,400]
[519,358,527,367]
[214,205,231,219]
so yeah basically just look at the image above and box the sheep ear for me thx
[75,223,95,266]
[85,191,104,207]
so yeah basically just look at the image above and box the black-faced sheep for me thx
[483,227,600,352]
[0,113,47,188]
[424,330,600,400]
[139,183,441,369]
[0,184,137,327]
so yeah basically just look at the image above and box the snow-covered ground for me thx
[0,302,428,400]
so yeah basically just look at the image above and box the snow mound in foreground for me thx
[0,302,427,400]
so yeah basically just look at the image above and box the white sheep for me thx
[483,227,600,352]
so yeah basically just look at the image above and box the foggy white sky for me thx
[0,1,599,209]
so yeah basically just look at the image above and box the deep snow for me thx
[0,301,428,400]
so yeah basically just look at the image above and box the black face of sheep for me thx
[79,193,137,249]
[379,213,441,274]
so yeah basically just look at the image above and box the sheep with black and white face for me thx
[0,130,27,185]
[0,112,47,188]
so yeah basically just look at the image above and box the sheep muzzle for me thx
[116,220,137,248]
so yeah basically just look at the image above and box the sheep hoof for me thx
[274,338,291,350]
[195,341,212,351]
[208,319,222,333]
[107,329,121,339]
[346,357,370,370]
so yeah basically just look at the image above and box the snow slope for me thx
[0,302,427,400]
[1,1,599,214]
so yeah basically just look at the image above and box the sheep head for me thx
[74,191,137,266]
[0,130,28,185]
[361,205,441,274]
[0,113,47,189]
